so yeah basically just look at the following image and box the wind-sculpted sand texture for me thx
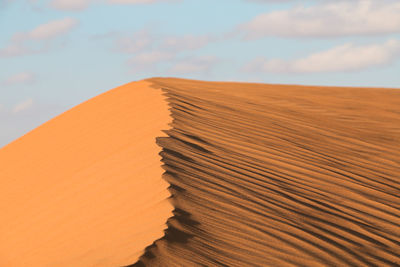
[133,78,400,267]
[0,81,173,266]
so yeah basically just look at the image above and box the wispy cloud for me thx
[0,44,33,58]
[128,51,174,66]
[112,29,216,73]
[239,0,400,38]
[245,0,298,2]
[160,35,214,52]
[107,0,180,3]
[16,17,79,41]
[3,72,36,86]
[49,0,180,10]
[169,56,218,74]
[13,98,34,113]
[113,30,213,54]
[244,39,400,73]
[0,18,79,57]
[114,30,154,53]
[50,0,92,11]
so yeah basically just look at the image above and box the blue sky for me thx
[1,0,400,147]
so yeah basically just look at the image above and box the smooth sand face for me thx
[0,81,173,266]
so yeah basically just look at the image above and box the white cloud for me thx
[161,35,213,52]
[114,30,154,53]
[128,51,174,65]
[28,18,79,40]
[245,0,296,2]
[0,44,31,57]
[50,0,91,11]
[49,0,179,10]
[114,30,215,71]
[13,99,34,113]
[112,29,215,73]
[3,72,36,86]
[244,39,400,73]
[0,18,78,57]
[114,31,212,54]
[90,31,119,40]
[169,56,218,74]
[108,0,180,4]
[240,0,400,38]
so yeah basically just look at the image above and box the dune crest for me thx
[0,81,173,266]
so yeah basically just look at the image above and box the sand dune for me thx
[0,81,173,266]
[1,78,400,266]
[134,78,400,266]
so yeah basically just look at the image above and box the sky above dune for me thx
[1,0,400,147]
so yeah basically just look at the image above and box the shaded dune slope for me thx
[133,78,400,266]
[0,81,173,266]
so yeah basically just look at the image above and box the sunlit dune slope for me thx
[0,81,173,267]
[134,78,400,267]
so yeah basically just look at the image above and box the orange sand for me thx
[1,78,400,267]
[138,78,400,267]
[0,81,172,266]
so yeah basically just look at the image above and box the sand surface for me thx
[1,78,400,266]
[136,78,400,267]
[0,81,172,266]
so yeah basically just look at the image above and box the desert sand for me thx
[0,81,173,266]
[1,78,400,266]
